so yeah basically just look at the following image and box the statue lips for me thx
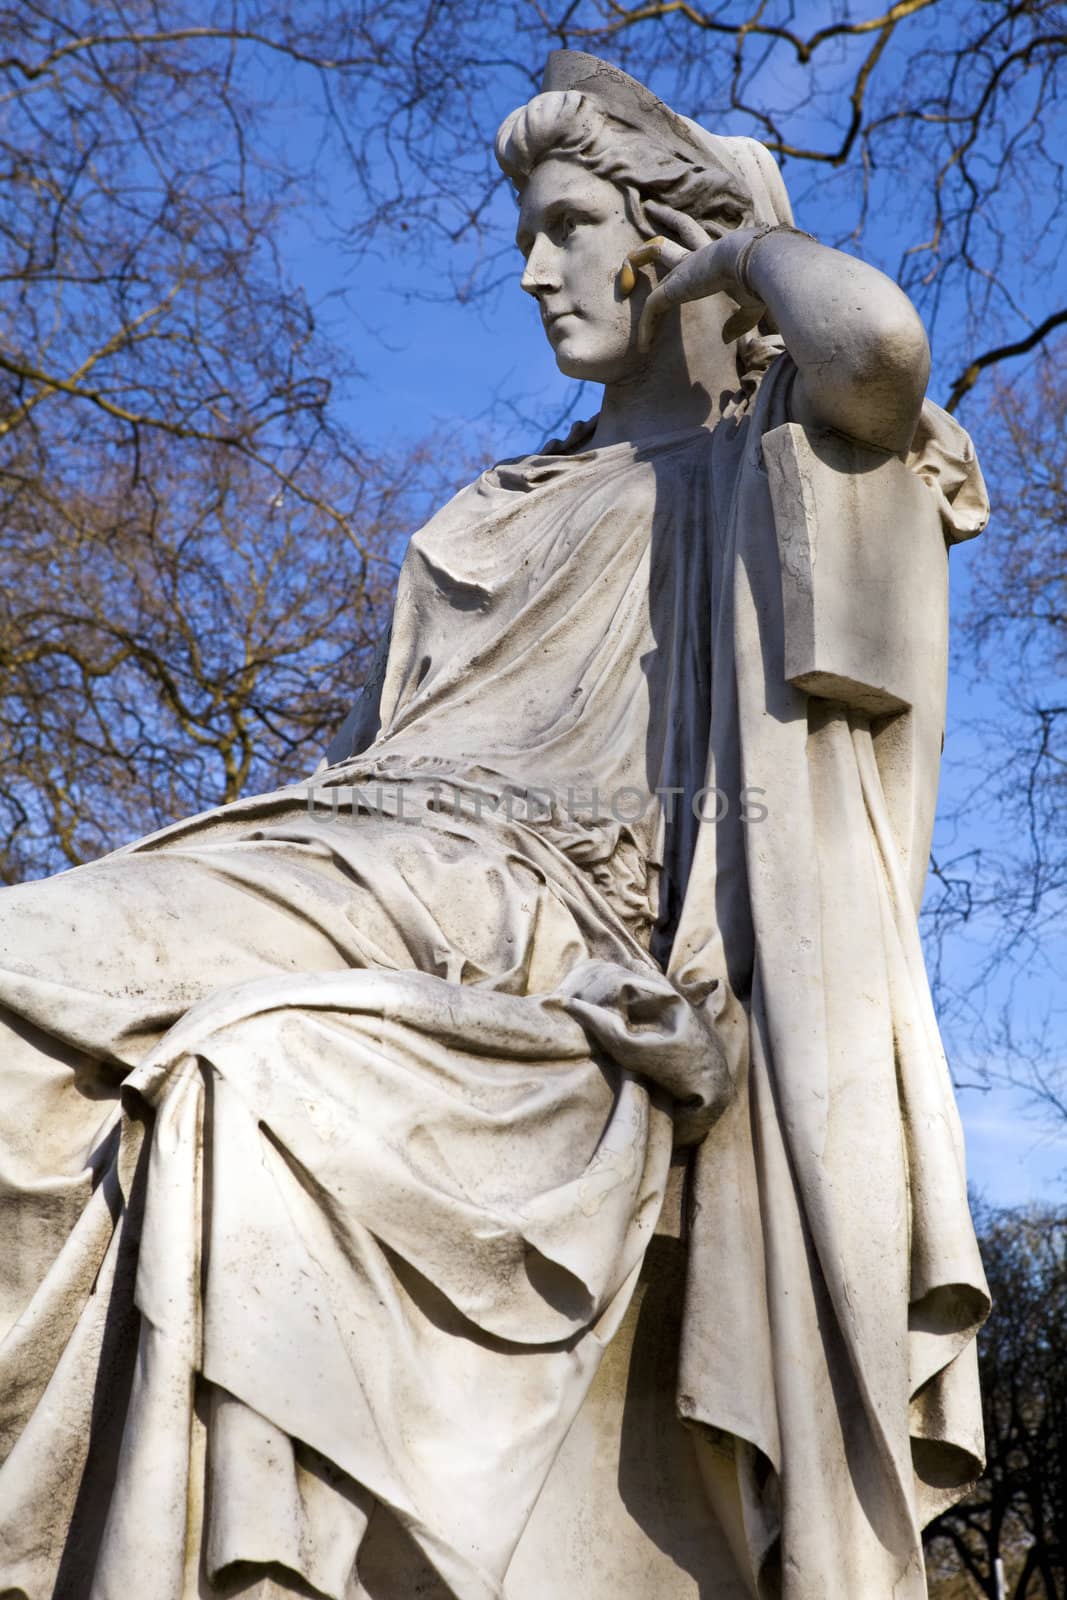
[544,307,578,342]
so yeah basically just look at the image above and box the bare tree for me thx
[923,348,1066,1123]
[925,1203,1067,1599]
[0,2,420,874]
[0,433,419,879]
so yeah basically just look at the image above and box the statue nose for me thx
[520,237,560,297]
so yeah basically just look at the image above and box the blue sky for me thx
[963,1089,1067,1206]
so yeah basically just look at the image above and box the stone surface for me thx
[764,421,952,907]
[0,48,990,1600]
[765,422,944,717]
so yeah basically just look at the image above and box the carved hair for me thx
[495,90,754,241]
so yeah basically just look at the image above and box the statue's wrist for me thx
[734,222,817,300]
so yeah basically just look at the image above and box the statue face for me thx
[516,158,647,383]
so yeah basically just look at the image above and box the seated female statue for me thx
[0,50,989,1600]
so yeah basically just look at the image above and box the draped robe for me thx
[0,354,989,1599]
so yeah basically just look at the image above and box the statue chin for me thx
[551,336,642,386]
[554,348,603,381]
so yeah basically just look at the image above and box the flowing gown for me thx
[0,355,991,1600]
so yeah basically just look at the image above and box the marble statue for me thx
[0,50,991,1600]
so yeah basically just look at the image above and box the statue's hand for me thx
[623,202,768,353]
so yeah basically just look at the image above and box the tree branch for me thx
[945,308,1067,412]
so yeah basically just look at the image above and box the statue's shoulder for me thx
[747,344,989,544]
[905,400,989,543]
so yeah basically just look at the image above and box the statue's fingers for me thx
[643,280,694,355]
[722,302,765,343]
[638,245,730,346]
[620,236,688,296]
[637,286,670,352]
[626,239,666,274]
[627,236,690,272]
[643,200,712,252]
[655,248,724,305]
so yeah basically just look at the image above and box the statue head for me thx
[496,52,794,385]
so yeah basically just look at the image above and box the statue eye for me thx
[559,214,577,240]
